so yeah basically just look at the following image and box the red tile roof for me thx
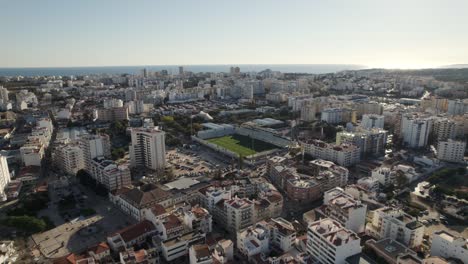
[114,220,155,243]
[88,242,109,254]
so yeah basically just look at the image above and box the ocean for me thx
[0,64,365,77]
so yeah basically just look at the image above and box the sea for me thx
[0,64,366,77]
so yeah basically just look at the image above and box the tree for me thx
[162,116,174,122]
[2,216,47,234]
[395,173,408,188]
[111,147,126,160]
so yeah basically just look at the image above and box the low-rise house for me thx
[107,220,157,251]
[160,231,206,262]
[110,185,173,221]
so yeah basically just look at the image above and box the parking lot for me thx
[167,148,232,177]
[33,180,134,259]
[410,193,468,239]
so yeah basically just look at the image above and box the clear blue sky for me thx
[1,0,467,68]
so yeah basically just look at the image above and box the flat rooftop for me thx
[164,177,200,190]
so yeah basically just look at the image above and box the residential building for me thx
[20,140,45,166]
[53,143,84,175]
[306,218,361,264]
[321,108,356,124]
[336,128,387,157]
[309,159,349,190]
[0,155,11,201]
[0,86,9,102]
[361,114,385,129]
[189,244,212,264]
[87,242,111,263]
[317,187,367,233]
[107,220,157,251]
[301,139,360,167]
[367,207,424,248]
[354,101,384,117]
[366,238,420,264]
[0,241,17,264]
[284,174,322,203]
[225,197,254,233]
[183,206,212,234]
[237,222,270,260]
[212,239,234,264]
[129,126,166,171]
[371,166,396,186]
[97,106,129,121]
[433,118,464,142]
[110,185,173,221]
[400,113,433,148]
[436,139,466,163]
[119,248,159,264]
[430,231,467,263]
[300,103,316,122]
[90,157,131,191]
[447,99,468,116]
[103,98,123,109]
[160,231,205,262]
[79,134,111,174]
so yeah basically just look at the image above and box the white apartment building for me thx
[336,128,387,157]
[321,108,355,124]
[103,98,123,109]
[20,140,45,167]
[436,139,466,163]
[20,118,54,167]
[161,231,205,262]
[225,198,254,233]
[447,99,468,116]
[237,217,297,259]
[300,104,317,122]
[367,207,424,248]
[54,144,84,175]
[212,239,234,264]
[306,218,361,264]
[110,185,173,221]
[309,159,349,190]
[361,114,384,129]
[301,139,360,167]
[202,187,232,212]
[355,102,383,117]
[189,244,212,264]
[97,106,129,121]
[371,166,396,186]
[433,118,464,142]
[0,155,11,201]
[79,134,111,174]
[430,231,468,263]
[237,222,270,260]
[183,206,213,234]
[129,126,166,171]
[0,86,9,102]
[357,177,379,193]
[319,187,367,233]
[90,158,131,191]
[400,114,433,148]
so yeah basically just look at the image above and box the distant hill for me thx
[440,64,468,69]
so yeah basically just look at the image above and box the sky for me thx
[1,0,467,69]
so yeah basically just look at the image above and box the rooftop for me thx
[164,177,200,190]
[113,220,155,243]
[309,218,359,246]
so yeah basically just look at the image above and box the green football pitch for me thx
[207,134,277,156]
